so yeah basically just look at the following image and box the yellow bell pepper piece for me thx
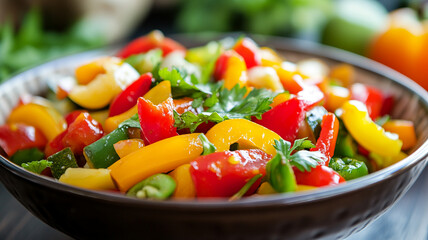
[325,85,350,112]
[329,64,355,87]
[108,133,203,192]
[205,119,281,155]
[224,53,248,89]
[7,103,66,141]
[104,81,172,133]
[59,168,116,190]
[113,139,145,158]
[270,92,291,108]
[382,120,417,151]
[69,62,139,109]
[168,164,196,198]
[369,151,408,169]
[75,57,122,85]
[257,182,277,195]
[260,47,283,67]
[247,66,284,92]
[341,100,402,157]
[296,185,317,192]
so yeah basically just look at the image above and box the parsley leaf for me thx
[21,160,52,174]
[198,133,216,155]
[266,139,324,193]
[173,84,277,132]
[157,67,214,98]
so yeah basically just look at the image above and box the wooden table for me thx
[1,166,427,240]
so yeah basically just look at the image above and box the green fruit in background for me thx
[321,0,388,55]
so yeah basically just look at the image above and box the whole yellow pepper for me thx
[341,100,402,157]
[205,119,281,155]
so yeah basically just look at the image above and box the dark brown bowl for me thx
[0,35,427,240]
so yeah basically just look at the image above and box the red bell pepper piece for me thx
[65,110,86,126]
[62,112,104,154]
[189,149,272,198]
[310,113,339,166]
[233,38,262,69]
[213,50,233,80]
[380,94,395,116]
[117,31,186,58]
[45,131,67,157]
[357,144,370,157]
[293,165,345,187]
[109,73,153,117]
[297,85,325,111]
[137,97,178,144]
[253,98,306,143]
[351,83,383,120]
[0,123,47,156]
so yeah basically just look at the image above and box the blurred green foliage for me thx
[0,8,105,83]
[177,0,334,39]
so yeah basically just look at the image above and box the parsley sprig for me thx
[266,139,323,193]
[174,84,277,132]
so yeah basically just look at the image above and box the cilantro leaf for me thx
[198,133,216,155]
[21,160,52,174]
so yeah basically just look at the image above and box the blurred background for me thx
[0,0,427,89]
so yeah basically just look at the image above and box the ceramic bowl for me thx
[0,35,427,240]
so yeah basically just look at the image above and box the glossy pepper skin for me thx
[341,100,402,157]
[329,157,368,180]
[311,113,339,166]
[190,149,272,198]
[137,97,178,144]
[205,119,281,155]
[0,124,47,156]
[293,165,345,187]
[55,112,104,156]
[109,133,203,192]
[233,37,262,69]
[351,83,383,120]
[117,30,186,58]
[254,98,306,143]
[127,173,176,200]
[109,73,153,117]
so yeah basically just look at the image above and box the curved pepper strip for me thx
[205,119,281,155]
[108,133,203,192]
[109,72,153,117]
[351,83,383,120]
[341,100,402,157]
[311,113,339,166]
[117,30,186,58]
[137,97,178,144]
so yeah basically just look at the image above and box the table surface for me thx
[1,166,428,240]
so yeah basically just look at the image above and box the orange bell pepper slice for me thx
[382,120,417,151]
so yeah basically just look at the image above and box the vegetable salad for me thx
[0,30,417,200]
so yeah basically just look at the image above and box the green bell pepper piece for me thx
[329,157,368,180]
[10,147,44,165]
[127,174,176,200]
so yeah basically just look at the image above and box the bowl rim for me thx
[0,34,427,210]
